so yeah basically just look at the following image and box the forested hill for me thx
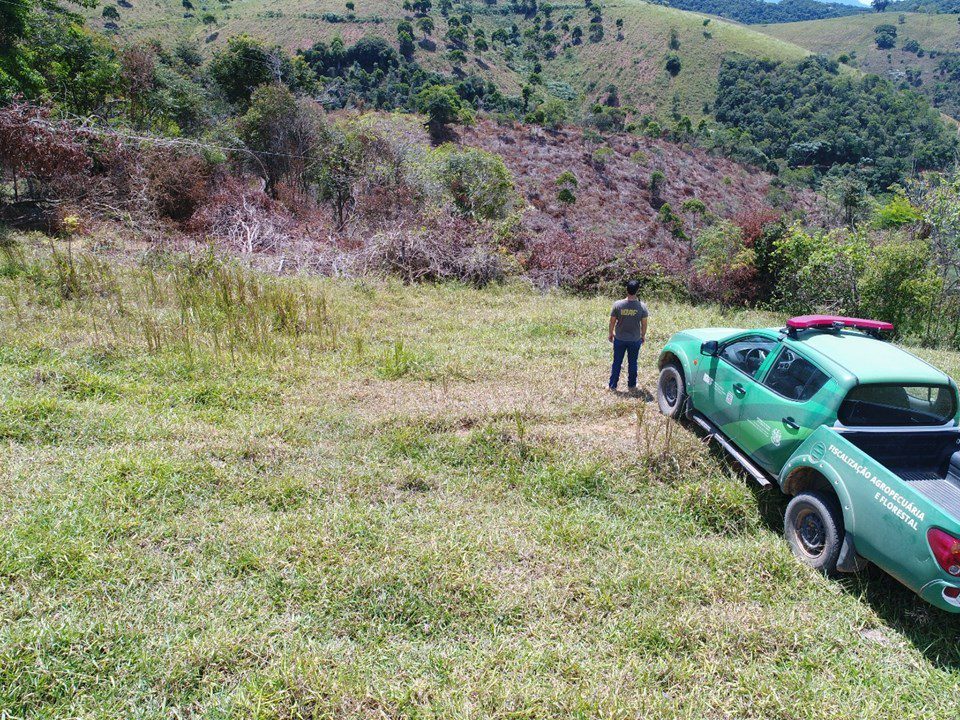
[887,0,960,11]
[652,0,866,24]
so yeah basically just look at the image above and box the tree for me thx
[311,125,366,230]
[447,48,467,69]
[345,0,354,8]
[668,27,680,50]
[872,0,889,11]
[874,23,896,49]
[237,84,322,195]
[398,20,416,58]
[446,24,468,47]
[417,15,434,36]
[588,20,603,42]
[571,25,583,44]
[2,0,120,108]
[210,35,287,105]
[474,36,488,54]
[415,84,473,141]
[102,5,120,19]
[665,52,681,76]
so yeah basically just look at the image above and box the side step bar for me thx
[691,413,772,487]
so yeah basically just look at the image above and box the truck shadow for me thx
[696,429,960,668]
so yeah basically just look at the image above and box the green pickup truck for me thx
[657,315,960,612]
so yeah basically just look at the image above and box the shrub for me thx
[555,170,577,205]
[873,191,922,228]
[189,176,294,254]
[591,146,614,167]
[859,239,939,339]
[417,145,516,220]
[665,52,681,76]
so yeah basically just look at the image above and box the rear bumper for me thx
[919,579,960,612]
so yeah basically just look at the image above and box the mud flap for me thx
[836,532,868,573]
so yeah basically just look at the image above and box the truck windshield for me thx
[838,384,957,426]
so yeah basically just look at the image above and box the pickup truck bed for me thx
[841,429,960,518]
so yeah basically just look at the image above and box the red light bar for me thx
[786,315,894,332]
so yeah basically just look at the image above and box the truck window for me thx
[838,384,958,426]
[763,348,828,402]
[719,335,777,378]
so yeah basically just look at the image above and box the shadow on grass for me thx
[610,387,654,402]
[687,418,960,669]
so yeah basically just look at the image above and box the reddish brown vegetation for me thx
[0,102,820,292]
[459,119,818,288]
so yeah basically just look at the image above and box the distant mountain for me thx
[656,0,867,24]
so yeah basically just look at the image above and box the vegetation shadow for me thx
[686,417,960,667]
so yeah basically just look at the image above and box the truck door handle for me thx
[782,416,800,430]
[732,383,746,395]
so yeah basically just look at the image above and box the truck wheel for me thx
[784,491,844,576]
[657,363,687,418]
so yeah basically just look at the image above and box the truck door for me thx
[736,346,831,474]
[699,334,778,438]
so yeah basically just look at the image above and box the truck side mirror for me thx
[700,340,719,357]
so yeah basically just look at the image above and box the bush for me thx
[417,145,516,220]
[859,239,939,339]
[873,191,922,228]
[665,52,681,76]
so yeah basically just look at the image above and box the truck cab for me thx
[657,315,960,612]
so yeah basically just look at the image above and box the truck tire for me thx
[657,363,687,418]
[784,491,844,576]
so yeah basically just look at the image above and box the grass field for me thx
[4,232,960,718]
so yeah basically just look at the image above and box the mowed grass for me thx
[3,234,960,718]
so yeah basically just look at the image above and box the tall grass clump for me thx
[0,242,347,366]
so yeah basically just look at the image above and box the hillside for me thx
[86,0,812,119]
[460,117,817,282]
[758,11,960,117]
[653,0,866,24]
[4,235,960,717]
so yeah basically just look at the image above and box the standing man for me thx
[608,279,649,392]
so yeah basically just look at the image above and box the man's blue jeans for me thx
[609,338,642,390]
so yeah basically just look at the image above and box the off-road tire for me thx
[657,363,687,418]
[784,491,844,576]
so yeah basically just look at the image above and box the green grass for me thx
[3,233,960,718]
[550,0,810,120]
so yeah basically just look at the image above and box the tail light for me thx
[927,528,960,576]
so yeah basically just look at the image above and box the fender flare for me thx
[779,454,858,535]
[658,344,694,386]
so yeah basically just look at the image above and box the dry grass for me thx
[3,233,960,719]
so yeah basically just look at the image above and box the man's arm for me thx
[608,314,617,342]
[641,316,648,342]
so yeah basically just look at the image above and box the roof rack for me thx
[785,315,894,339]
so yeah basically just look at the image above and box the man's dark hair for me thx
[626,279,640,295]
